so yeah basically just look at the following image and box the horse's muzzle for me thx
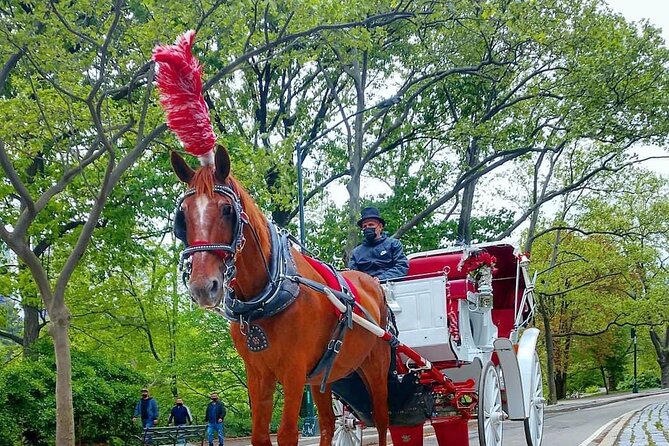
[189,277,224,308]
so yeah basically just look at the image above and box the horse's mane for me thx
[190,166,269,248]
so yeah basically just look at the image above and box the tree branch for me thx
[0,329,23,346]
[0,140,35,216]
[203,11,414,90]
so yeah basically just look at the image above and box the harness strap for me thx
[307,316,349,393]
[223,224,300,323]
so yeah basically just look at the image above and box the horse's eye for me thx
[222,204,233,216]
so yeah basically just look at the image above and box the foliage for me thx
[618,370,661,391]
[0,340,144,446]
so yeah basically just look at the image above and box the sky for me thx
[605,0,669,176]
[606,0,669,38]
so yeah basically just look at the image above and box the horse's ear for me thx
[215,145,231,183]
[171,151,195,184]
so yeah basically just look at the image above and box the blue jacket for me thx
[348,233,409,281]
[134,398,159,421]
[204,401,226,423]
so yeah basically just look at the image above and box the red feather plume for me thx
[152,30,216,158]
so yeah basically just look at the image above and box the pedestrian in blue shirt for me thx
[204,392,226,446]
[349,207,409,281]
[132,388,159,429]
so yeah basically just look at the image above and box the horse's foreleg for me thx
[247,366,277,446]
[276,376,307,446]
[311,384,334,446]
[359,342,391,446]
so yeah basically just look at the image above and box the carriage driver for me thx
[348,207,409,281]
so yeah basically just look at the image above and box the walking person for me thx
[168,398,192,445]
[132,388,159,428]
[204,392,226,446]
[168,398,193,426]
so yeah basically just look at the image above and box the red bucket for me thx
[432,416,469,446]
[389,424,424,446]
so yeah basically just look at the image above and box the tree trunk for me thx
[345,170,362,261]
[456,138,479,244]
[23,303,41,359]
[555,371,567,399]
[661,363,669,389]
[457,180,476,244]
[607,371,617,393]
[49,305,75,446]
[599,366,609,394]
[650,327,669,389]
[541,308,558,405]
[344,52,366,261]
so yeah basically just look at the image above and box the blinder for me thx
[174,208,187,245]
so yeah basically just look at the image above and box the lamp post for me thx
[632,327,639,394]
[296,142,317,437]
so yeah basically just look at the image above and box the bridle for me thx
[174,183,296,324]
[174,184,250,289]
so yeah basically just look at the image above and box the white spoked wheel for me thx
[524,353,545,446]
[478,361,504,446]
[332,398,362,446]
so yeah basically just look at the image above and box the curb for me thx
[597,410,638,446]
[544,389,669,414]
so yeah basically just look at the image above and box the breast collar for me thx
[221,222,300,323]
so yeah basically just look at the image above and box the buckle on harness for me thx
[328,339,343,354]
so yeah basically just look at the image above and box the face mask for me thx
[177,403,183,406]
[363,227,377,242]
[211,398,218,402]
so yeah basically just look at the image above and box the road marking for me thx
[577,416,621,446]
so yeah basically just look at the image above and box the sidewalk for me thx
[223,389,669,446]
[596,396,669,446]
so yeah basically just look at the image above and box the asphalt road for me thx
[419,393,669,446]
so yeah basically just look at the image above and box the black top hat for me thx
[357,207,386,227]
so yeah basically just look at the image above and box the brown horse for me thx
[171,146,390,446]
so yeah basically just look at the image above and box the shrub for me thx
[0,340,145,445]
[617,370,661,391]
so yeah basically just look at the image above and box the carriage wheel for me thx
[332,398,363,446]
[478,361,504,446]
[523,353,545,446]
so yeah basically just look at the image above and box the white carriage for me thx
[331,242,545,446]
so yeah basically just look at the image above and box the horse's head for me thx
[171,146,244,309]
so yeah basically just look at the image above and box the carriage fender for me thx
[517,328,540,418]
[492,327,539,421]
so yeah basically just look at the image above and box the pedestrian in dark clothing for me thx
[133,388,159,429]
[204,392,226,446]
[168,398,192,426]
[349,207,409,281]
